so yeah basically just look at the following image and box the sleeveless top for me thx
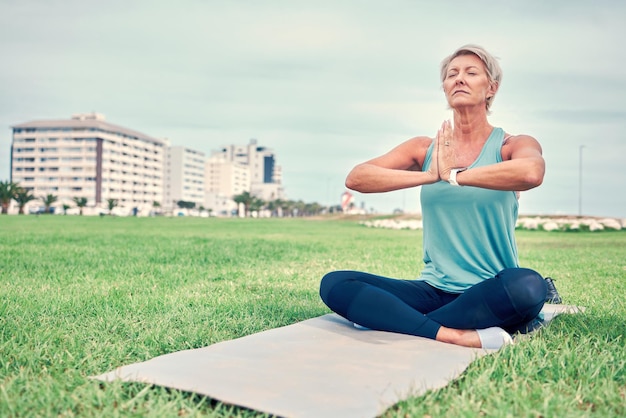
[419,127,519,293]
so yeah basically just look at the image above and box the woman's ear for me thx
[487,81,499,98]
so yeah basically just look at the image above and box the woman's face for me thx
[443,53,495,111]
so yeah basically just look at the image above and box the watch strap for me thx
[449,168,467,186]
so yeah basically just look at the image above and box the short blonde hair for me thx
[440,44,503,112]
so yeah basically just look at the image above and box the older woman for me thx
[320,44,551,349]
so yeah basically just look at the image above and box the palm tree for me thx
[62,204,71,215]
[152,201,161,216]
[304,202,323,216]
[0,180,19,214]
[14,187,36,215]
[233,191,254,217]
[279,199,293,217]
[249,196,265,216]
[106,198,118,215]
[176,200,195,209]
[293,200,306,217]
[40,194,58,214]
[266,199,277,217]
[73,197,88,215]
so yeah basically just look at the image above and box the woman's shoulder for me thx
[406,135,434,148]
[502,133,540,146]
[501,133,542,160]
[380,135,433,170]
[387,135,433,155]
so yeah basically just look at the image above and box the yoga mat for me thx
[93,304,580,418]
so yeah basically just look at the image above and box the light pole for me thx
[578,145,585,216]
[326,177,333,209]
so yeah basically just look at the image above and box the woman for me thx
[320,44,549,349]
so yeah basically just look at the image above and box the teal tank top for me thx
[419,127,519,292]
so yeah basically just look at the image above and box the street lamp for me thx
[578,145,585,216]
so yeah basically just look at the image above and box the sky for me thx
[1,0,625,218]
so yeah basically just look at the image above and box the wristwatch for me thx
[449,168,467,186]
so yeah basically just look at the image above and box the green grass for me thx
[1,216,624,417]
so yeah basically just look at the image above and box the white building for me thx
[164,146,205,211]
[209,138,284,203]
[10,113,167,215]
[204,154,250,216]
[205,154,250,197]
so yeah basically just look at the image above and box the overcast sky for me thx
[1,0,625,218]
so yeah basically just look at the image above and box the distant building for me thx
[164,146,205,212]
[204,154,250,216]
[208,138,284,203]
[205,154,250,198]
[10,113,167,215]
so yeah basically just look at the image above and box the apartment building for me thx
[164,146,206,211]
[210,138,284,202]
[204,154,249,216]
[10,113,167,215]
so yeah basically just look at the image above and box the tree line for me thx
[177,191,339,217]
[233,191,337,217]
[0,180,99,215]
[1,181,339,217]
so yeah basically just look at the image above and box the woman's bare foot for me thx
[435,326,482,347]
[435,326,513,349]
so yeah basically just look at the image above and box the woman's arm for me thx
[345,136,439,193]
[452,135,545,191]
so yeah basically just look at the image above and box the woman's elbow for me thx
[345,174,360,191]
[521,161,545,190]
[345,166,365,191]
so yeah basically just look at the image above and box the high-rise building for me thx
[209,138,284,202]
[203,154,250,216]
[205,154,250,197]
[10,113,167,215]
[164,146,205,211]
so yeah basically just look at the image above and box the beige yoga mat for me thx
[93,304,580,418]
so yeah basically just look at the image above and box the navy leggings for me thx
[319,268,547,339]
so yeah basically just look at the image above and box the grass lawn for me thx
[1,216,625,417]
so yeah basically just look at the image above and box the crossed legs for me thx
[319,268,547,348]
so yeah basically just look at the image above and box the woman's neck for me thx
[452,109,493,143]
